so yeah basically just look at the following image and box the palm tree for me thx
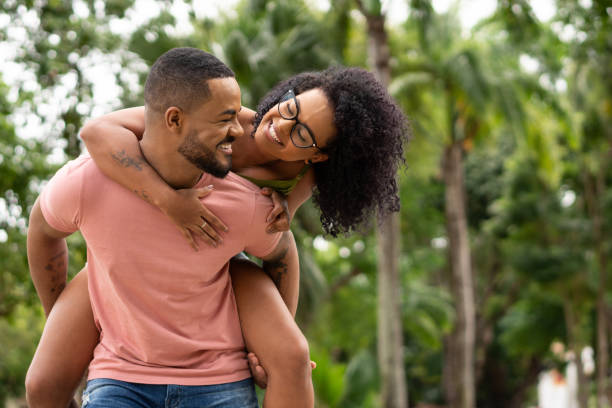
[193,0,339,108]
[354,1,408,407]
[560,3,612,405]
[388,2,530,406]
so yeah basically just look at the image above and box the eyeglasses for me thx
[278,89,321,150]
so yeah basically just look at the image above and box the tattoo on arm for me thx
[263,247,289,289]
[133,189,153,204]
[111,150,154,204]
[44,249,67,294]
[111,149,144,171]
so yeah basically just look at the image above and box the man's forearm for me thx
[27,199,71,317]
[81,120,176,210]
[27,235,69,316]
[262,231,300,316]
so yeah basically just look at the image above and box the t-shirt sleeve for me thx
[243,193,283,258]
[39,157,88,233]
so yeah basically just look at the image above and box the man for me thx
[26,48,299,407]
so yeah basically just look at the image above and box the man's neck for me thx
[140,135,203,189]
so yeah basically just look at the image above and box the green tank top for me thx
[239,166,310,196]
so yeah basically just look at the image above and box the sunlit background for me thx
[1,0,610,407]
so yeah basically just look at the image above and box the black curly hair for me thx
[252,67,410,236]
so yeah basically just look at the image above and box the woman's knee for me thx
[24,366,42,404]
[25,364,60,407]
[229,258,311,375]
[268,328,311,376]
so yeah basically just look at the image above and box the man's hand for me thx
[247,352,316,390]
[247,352,268,389]
[261,188,290,234]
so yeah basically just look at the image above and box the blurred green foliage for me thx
[1,0,611,407]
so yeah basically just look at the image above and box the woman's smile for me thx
[267,120,283,146]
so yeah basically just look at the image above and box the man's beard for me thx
[178,131,232,179]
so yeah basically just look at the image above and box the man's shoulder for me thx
[54,154,100,178]
[43,155,113,204]
[39,155,100,232]
[44,155,91,191]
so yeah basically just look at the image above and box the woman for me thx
[26,66,409,407]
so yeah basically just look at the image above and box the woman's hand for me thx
[247,352,317,390]
[161,185,228,250]
[260,187,290,234]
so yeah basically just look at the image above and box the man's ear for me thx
[306,151,328,164]
[164,107,183,132]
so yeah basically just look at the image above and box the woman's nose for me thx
[278,117,296,138]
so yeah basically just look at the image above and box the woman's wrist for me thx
[152,185,178,214]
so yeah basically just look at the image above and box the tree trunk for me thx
[443,140,476,408]
[358,5,408,407]
[365,14,391,85]
[594,172,609,408]
[377,214,408,408]
[442,335,458,406]
[564,299,589,408]
[597,251,610,408]
[584,168,609,408]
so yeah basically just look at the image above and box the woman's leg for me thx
[25,268,99,408]
[230,258,314,408]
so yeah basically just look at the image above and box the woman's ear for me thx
[305,151,329,164]
[165,106,183,132]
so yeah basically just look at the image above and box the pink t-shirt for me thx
[39,155,282,385]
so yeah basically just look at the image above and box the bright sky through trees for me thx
[0,0,556,163]
[0,0,555,137]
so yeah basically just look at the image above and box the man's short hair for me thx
[144,48,235,114]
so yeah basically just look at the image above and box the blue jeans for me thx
[82,377,258,408]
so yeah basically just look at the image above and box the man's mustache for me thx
[218,136,235,145]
